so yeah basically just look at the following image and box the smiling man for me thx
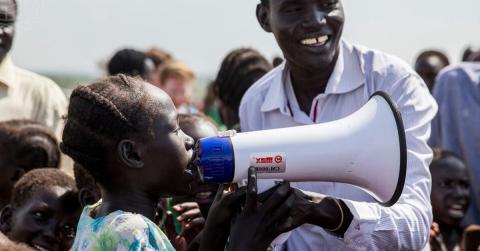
[239,0,438,250]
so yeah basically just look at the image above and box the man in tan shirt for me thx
[0,0,67,138]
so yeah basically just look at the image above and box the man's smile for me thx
[299,35,329,47]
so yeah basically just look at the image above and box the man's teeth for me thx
[300,36,329,46]
[34,245,50,251]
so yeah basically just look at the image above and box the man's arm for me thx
[334,74,437,250]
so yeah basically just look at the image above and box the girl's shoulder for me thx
[74,204,175,251]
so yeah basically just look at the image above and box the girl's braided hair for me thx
[213,48,272,113]
[60,74,153,184]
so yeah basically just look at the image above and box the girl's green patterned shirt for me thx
[72,200,175,251]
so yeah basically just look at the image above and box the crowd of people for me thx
[0,0,479,250]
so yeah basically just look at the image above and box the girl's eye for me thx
[174,128,181,136]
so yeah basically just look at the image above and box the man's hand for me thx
[229,168,294,251]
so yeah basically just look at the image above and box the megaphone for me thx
[194,91,407,206]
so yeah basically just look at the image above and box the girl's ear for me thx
[78,188,100,208]
[117,139,144,169]
[0,205,13,233]
[256,4,272,33]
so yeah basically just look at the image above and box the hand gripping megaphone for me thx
[194,91,407,207]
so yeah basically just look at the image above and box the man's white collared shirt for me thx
[239,40,437,251]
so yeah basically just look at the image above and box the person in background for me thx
[157,61,198,113]
[213,48,272,130]
[415,50,450,92]
[0,0,67,139]
[272,56,284,67]
[0,168,80,251]
[146,47,174,86]
[73,163,101,208]
[0,120,60,209]
[107,48,155,81]
[202,81,226,130]
[429,149,470,251]
[461,46,480,62]
[429,61,480,227]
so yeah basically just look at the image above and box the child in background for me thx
[157,61,198,114]
[162,114,219,250]
[73,163,101,208]
[173,113,219,217]
[213,48,272,130]
[0,120,60,209]
[0,168,80,251]
[429,149,470,251]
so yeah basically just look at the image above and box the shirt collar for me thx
[260,63,290,113]
[0,56,15,88]
[260,39,366,113]
[324,39,365,94]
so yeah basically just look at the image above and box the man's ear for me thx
[117,139,144,169]
[256,3,272,33]
[0,205,13,233]
[78,188,100,208]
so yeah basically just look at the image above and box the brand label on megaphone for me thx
[249,152,286,173]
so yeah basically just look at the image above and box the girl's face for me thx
[140,85,195,197]
[3,186,81,251]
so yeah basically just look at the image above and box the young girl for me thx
[61,74,195,250]
[62,74,298,251]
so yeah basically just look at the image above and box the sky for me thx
[11,0,480,78]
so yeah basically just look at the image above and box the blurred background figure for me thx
[107,48,154,81]
[157,61,197,113]
[429,149,470,251]
[0,0,67,139]
[461,46,480,62]
[429,62,480,229]
[145,47,174,86]
[212,48,272,130]
[0,120,60,209]
[414,50,450,92]
[272,56,284,67]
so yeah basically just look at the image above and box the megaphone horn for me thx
[194,91,407,207]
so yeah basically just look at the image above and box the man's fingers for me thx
[266,191,295,226]
[245,167,258,212]
[164,211,178,240]
[173,202,199,213]
[261,182,290,213]
[177,208,202,222]
[183,217,206,230]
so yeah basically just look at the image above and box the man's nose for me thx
[302,8,327,29]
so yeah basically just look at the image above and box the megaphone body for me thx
[194,91,407,207]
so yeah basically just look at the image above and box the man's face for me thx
[0,0,16,63]
[257,0,344,71]
[431,158,470,227]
